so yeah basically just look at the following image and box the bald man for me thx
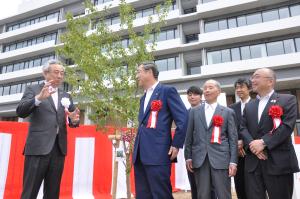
[185,79,238,199]
[240,68,299,199]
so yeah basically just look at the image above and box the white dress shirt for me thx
[241,97,251,116]
[257,90,274,122]
[144,81,159,112]
[205,102,218,127]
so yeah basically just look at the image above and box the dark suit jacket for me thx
[16,83,78,156]
[133,83,188,165]
[229,102,242,137]
[184,104,238,169]
[240,92,299,175]
[229,100,253,139]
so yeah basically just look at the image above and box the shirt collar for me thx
[241,97,251,105]
[205,102,218,110]
[145,81,159,93]
[257,90,274,100]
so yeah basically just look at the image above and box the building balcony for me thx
[201,52,300,77]
[0,40,56,64]
[0,18,60,44]
[159,69,182,82]
[0,66,43,85]
[198,15,300,48]
[196,0,287,18]
[87,9,180,36]
[0,93,23,105]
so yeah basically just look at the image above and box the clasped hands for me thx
[249,139,267,160]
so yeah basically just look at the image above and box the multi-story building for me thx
[0,0,300,132]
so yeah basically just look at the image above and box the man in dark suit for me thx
[240,68,299,199]
[133,62,188,199]
[185,79,238,199]
[229,78,252,199]
[16,60,80,199]
[186,86,203,199]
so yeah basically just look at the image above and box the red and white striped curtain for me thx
[1,122,300,199]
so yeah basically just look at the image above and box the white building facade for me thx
[0,0,300,132]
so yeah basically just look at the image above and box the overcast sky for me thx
[0,0,23,19]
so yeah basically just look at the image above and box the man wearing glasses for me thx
[240,68,299,199]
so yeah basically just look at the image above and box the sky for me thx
[0,0,23,19]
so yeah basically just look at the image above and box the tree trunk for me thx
[126,154,131,199]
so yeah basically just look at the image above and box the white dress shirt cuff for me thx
[230,162,237,166]
[35,97,42,106]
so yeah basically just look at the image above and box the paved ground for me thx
[173,190,238,199]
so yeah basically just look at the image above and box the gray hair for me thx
[42,59,64,73]
[204,79,221,91]
[139,61,159,80]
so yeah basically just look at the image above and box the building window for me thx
[3,32,57,52]
[250,44,267,58]
[295,38,300,52]
[207,51,221,65]
[154,56,179,72]
[185,34,199,43]
[283,39,296,53]
[290,4,300,16]
[204,3,300,33]
[266,41,284,56]
[205,21,219,33]
[6,11,59,32]
[0,54,55,74]
[246,13,262,25]
[93,0,113,5]
[187,64,201,75]
[240,46,251,60]
[279,7,290,19]
[202,0,217,3]
[262,9,279,22]
[206,36,300,65]
[230,48,241,61]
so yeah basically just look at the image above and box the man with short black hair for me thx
[186,86,203,199]
[133,62,188,199]
[229,78,252,199]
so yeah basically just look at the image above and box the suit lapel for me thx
[43,83,57,112]
[141,83,161,123]
[57,89,64,112]
[236,102,242,119]
[139,93,146,122]
[199,105,208,129]
[208,104,222,129]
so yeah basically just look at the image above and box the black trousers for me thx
[234,157,247,199]
[245,161,294,199]
[20,136,65,199]
[187,170,197,199]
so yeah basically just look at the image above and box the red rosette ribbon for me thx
[268,105,283,134]
[211,115,223,144]
[147,100,162,128]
